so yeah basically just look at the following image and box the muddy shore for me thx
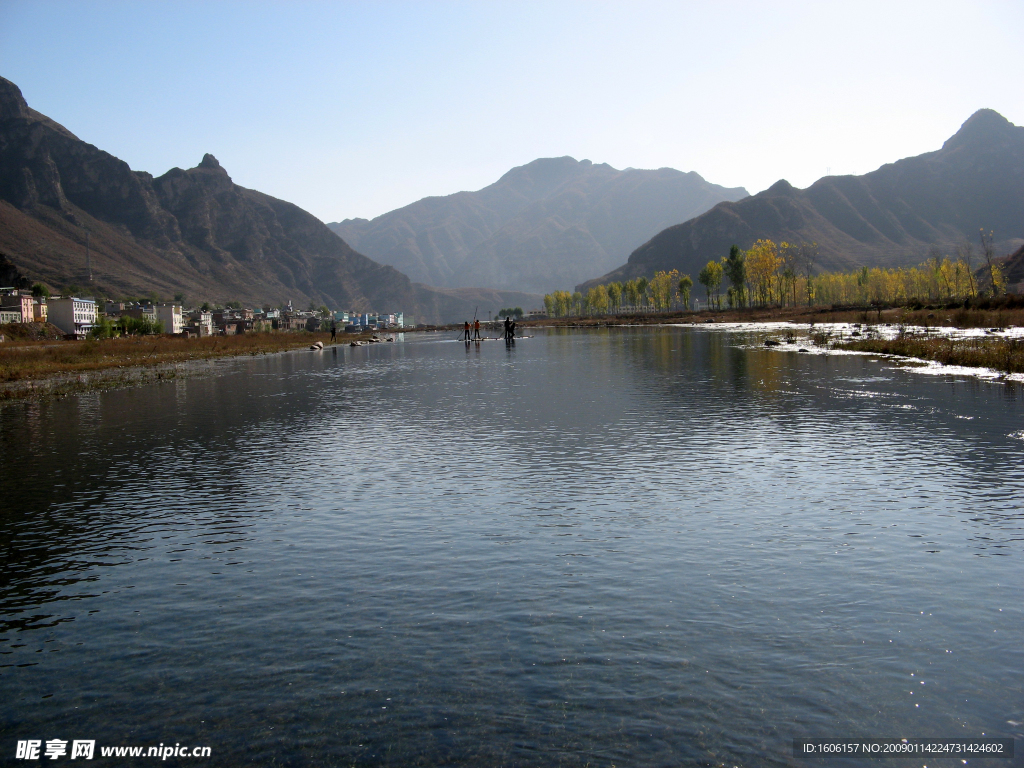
[0,330,380,402]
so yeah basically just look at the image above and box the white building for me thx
[48,297,97,339]
[155,304,183,335]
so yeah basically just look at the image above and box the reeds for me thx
[835,336,1024,374]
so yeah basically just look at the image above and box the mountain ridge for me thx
[579,109,1024,292]
[0,76,538,323]
[329,157,748,295]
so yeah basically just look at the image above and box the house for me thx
[212,310,242,335]
[122,304,157,322]
[33,297,47,322]
[280,314,310,331]
[0,290,34,323]
[48,297,97,339]
[184,310,214,337]
[155,304,183,335]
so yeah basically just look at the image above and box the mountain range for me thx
[329,158,747,295]
[581,109,1024,292]
[4,70,1020,316]
[0,76,537,324]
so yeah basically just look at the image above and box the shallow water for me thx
[2,326,1022,766]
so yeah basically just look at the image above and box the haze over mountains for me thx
[0,76,537,323]
[581,109,1024,292]
[329,158,748,295]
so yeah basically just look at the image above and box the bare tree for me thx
[979,229,1000,296]
[798,242,818,305]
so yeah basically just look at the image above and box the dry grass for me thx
[835,336,1024,374]
[521,304,1024,330]
[0,331,347,385]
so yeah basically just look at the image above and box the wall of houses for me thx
[48,297,97,338]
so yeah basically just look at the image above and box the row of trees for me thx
[90,315,165,338]
[544,272,695,317]
[694,240,819,309]
[542,232,1008,317]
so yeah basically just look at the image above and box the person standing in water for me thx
[463,320,471,341]
[330,320,337,343]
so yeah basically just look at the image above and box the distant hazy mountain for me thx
[0,76,537,323]
[329,157,748,295]
[580,109,1024,292]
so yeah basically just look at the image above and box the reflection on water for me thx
[1,326,1022,766]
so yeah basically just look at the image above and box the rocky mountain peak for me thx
[767,178,796,195]
[0,76,30,122]
[942,108,1018,151]
[193,153,231,185]
[199,153,224,170]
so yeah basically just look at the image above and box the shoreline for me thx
[526,302,1024,330]
[703,318,1024,379]
[4,305,1023,401]
[0,330,382,402]
[416,302,1024,333]
[419,306,1024,381]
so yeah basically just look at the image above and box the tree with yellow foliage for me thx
[746,239,783,305]
[649,270,680,310]
[678,274,693,310]
[586,284,610,314]
[697,260,723,309]
[607,282,623,310]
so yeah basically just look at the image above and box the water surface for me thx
[2,327,1022,766]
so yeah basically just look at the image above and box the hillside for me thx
[329,157,747,295]
[0,76,537,323]
[580,109,1024,291]
[999,244,1024,293]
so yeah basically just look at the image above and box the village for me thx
[0,287,406,339]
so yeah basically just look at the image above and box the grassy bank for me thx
[0,331,371,400]
[517,303,1024,330]
[832,335,1024,375]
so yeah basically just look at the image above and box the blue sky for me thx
[2,0,1022,222]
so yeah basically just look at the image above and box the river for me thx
[2,326,1022,766]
